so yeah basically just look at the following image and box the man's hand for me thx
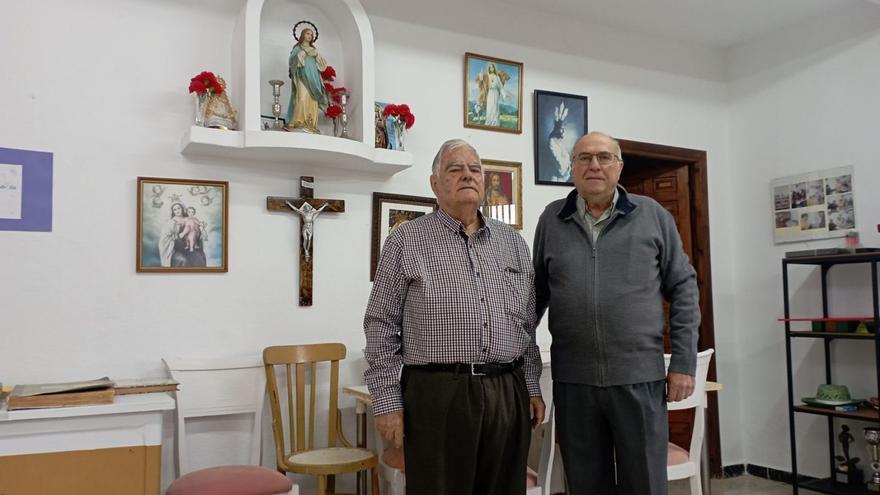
[667,372,695,402]
[375,411,404,448]
[530,396,545,430]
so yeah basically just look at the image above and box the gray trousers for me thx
[555,380,668,495]
[401,366,531,495]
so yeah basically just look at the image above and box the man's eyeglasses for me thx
[574,152,620,167]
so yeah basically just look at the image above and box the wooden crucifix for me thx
[267,176,345,306]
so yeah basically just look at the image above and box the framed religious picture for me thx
[771,165,856,243]
[481,159,522,230]
[137,177,228,272]
[371,192,438,280]
[534,90,588,186]
[464,53,524,133]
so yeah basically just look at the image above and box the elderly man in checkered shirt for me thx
[364,138,545,495]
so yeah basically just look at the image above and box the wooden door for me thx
[619,161,695,452]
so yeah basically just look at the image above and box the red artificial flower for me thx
[325,104,342,119]
[188,70,223,95]
[404,113,415,129]
[321,66,336,81]
[188,79,207,95]
[383,104,400,117]
[398,104,410,115]
[324,82,334,93]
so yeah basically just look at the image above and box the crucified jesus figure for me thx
[286,200,328,261]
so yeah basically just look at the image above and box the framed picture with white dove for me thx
[533,90,588,186]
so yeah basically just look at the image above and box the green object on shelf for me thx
[856,321,870,334]
[811,321,824,332]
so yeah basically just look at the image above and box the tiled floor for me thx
[669,475,791,494]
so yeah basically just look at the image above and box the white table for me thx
[0,392,175,495]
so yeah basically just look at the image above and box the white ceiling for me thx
[498,0,868,49]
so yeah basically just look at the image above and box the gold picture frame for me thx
[136,177,229,272]
[464,53,524,134]
[481,159,522,230]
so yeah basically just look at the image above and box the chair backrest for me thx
[663,349,714,463]
[532,401,556,495]
[163,356,266,476]
[263,343,346,470]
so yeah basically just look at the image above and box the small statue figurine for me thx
[375,103,388,149]
[204,77,239,130]
[286,21,329,133]
[834,424,862,485]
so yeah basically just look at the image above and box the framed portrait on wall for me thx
[771,165,856,243]
[481,159,522,230]
[464,53,523,133]
[371,192,438,280]
[137,177,228,272]
[534,90,588,186]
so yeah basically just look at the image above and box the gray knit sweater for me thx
[533,187,700,386]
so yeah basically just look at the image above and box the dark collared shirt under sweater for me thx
[364,208,541,416]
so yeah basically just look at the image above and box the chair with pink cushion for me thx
[664,349,714,495]
[164,356,297,495]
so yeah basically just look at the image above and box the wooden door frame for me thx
[618,138,721,477]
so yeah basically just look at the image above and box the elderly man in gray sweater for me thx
[533,131,700,495]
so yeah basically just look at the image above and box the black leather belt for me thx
[408,358,522,376]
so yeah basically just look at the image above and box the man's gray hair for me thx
[431,139,481,175]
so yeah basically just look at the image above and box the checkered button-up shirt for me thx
[364,208,541,416]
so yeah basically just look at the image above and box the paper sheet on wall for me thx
[771,165,855,243]
[0,163,23,220]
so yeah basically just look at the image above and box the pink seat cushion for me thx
[166,465,293,495]
[667,442,690,466]
[383,446,406,473]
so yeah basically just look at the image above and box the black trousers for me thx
[555,380,668,495]
[401,366,531,495]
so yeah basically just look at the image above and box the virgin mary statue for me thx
[286,22,329,133]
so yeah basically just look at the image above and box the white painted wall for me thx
[727,4,880,477]
[2,0,740,490]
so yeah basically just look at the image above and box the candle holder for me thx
[334,90,351,139]
[268,80,286,131]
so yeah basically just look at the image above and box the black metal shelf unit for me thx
[783,252,880,494]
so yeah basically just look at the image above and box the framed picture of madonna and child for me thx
[137,177,228,272]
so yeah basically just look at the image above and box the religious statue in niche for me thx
[204,77,239,130]
[374,103,388,148]
[286,20,331,133]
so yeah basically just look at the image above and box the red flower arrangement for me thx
[320,66,336,82]
[383,103,416,129]
[188,71,223,95]
[325,105,342,119]
[320,66,349,119]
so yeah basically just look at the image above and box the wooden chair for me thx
[264,343,380,495]
[163,356,297,495]
[664,349,714,495]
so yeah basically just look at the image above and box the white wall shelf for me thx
[181,126,412,173]
[180,0,413,175]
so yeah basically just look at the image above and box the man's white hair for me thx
[432,139,481,175]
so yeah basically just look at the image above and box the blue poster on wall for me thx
[0,147,53,232]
